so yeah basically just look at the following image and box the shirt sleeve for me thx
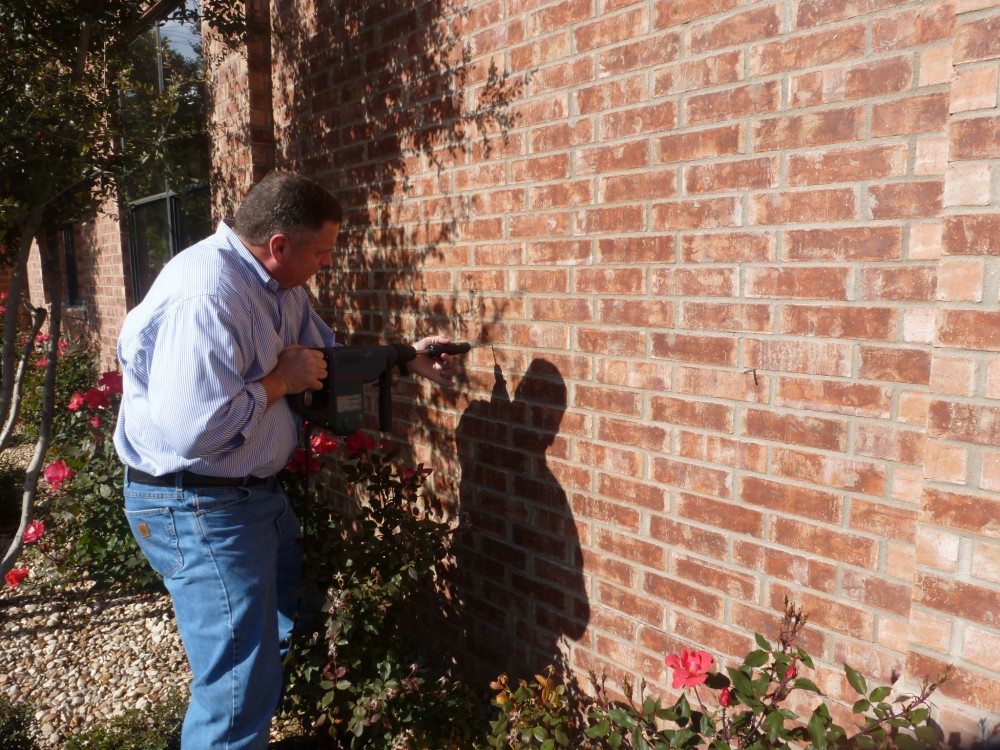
[296,291,338,348]
[147,294,268,460]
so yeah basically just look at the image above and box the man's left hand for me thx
[409,336,459,387]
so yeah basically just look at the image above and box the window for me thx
[123,0,213,302]
[61,226,81,306]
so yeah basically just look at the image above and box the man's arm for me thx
[259,345,327,407]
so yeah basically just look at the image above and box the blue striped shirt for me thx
[113,222,336,478]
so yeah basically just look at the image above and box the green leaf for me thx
[895,735,922,750]
[844,664,867,695]
[807,711,829,750]
[743,649,769,668]
[869,686,891,702]
[852,699,871,714]
[755,633,773,651]
[792,677,821,694]
[541,740,555,750]
[727,667,753,696]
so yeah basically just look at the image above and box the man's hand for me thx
[409,336,459,387]
[261,345,328,406]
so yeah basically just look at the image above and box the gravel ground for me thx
[0,584,190,747]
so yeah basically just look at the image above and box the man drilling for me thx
[113,171,457,749]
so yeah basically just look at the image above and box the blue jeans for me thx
[124,474,302,750]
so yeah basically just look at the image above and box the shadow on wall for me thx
[447,359,590,684]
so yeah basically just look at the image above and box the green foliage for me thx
[17,331,97,443]
[0,694,39,750]
[482,602,947,750]
[280,439,483,749]
[63,691,184,750]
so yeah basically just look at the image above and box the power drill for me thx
[286,342,473,434]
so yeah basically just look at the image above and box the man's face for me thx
[272,221,340,288]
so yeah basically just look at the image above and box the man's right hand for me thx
[261,345,328,406]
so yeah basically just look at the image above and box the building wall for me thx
[248,0,1000,736]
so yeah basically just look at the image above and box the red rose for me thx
[5,567,28,588]
[344,431,377,457]
[719,687,733,707]
[785,665,797,680]
[43,460,75,491]
[309,432,338,455]
[67,392,85,411]
[665,648,713,689]
[82,387,110,410]
[286,449,319,476]
[98,370,123,394]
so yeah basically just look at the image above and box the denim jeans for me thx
[123,474,302,750]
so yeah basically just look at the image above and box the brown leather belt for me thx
[127,468,273,488]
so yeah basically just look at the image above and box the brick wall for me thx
[252,0,1000,734]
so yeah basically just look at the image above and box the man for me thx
[113,171,456,749]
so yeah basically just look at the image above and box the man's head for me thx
[233,171,344,288]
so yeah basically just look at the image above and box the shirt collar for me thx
[216,221,281,293]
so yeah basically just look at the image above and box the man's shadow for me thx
[448,357,589,684]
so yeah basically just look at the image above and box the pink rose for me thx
[91,416,102,428]
[67,392,85,411]
[664,648,713,689]
[402,463,433,482]
[23,520,45,544]
[43,460,75,491]
[98,370,123,394]
[309,432,338,455]
[5,567,28,588]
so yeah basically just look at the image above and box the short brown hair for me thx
[233,171,343,245]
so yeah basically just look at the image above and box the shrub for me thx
[0,694,39,750]
[63,692,184,750]
[279,433,483,749]
[17,330,97,443]
[484,601,947,750]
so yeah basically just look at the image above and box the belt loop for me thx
[174,472,184,491]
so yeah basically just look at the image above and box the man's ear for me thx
[268,233,291,263]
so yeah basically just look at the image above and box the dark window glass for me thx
[62,227,80,306]
[124,0,211,302]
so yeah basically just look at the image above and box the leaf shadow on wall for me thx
[443,358,591,684]
[267,0,523,356]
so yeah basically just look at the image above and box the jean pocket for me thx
[124,507,183,578]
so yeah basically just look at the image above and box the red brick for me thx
[530,0,592,34]
[650,395,733,432]
[740,476,843,524]
[654,0,744,28]
[644,570,724,619]
[769,583,876,637]
[574,439,643,477]
[596,359,671,390]
[655,124,742,164]
[575,7,646,51]
[744,338,852,377]
[675,492,764,536]
[859,266,937,301]
[794,0,909,29]
[849,498,917,542]
[576,74,647,114]
[530,297,593,322]
[599,299,674,327]
[776,377,891,419]
[787,145,905,187]
[943,214,1000,257]
[676,365,768,403]
[680,301,774,334]
[601,102,678,140]
[737,542,837,595]
[597,473,667,511]
[650,516,729,559]
[578,140,649,174]
[598,582,665,627]
[577,328,646,358]
[773,447,887,496]
[526,239,590,264]
[751,24,865,76]
[653,197,741,230]
[742,407,848,451]
[598,236,675,264]
[671,614,753,660]
[652,332,737,366]
[841,570,912,617]
[599,34,681,75]
[845,56,912,99]
[650,456,733,498]
[929,400,1000,448]
[784,226,902,262]
[873,4,954,51]
[955,13,1000,64]
[514,268,568,293]
[653,52,742,96]
[686,82,780,126]
[745,267,849,300]
[869,181,943,220]
[597,416,670,452]
[510,153,570,181]
[871,94,948,137]
[749,189,856,224]
[599,171,677,202]
[769,521,879,570]
[937,310,1000,351]
[907,652,1000,716]
[752,108,863,152]
[674,554,759,601]
[856,423,925,465]
[676,431,767,472]
[650,267,737,297]
[689,5,782,53]
[681,232,774,263]
[529,121,593,153]
[575,267,644,294]
[531,57,595,91]
[684,157,778,194]
[574,384,642,418]
[580,205,646,233]
[858,346,932,384]
[782,305,896,341]
[915,573,1000,629]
